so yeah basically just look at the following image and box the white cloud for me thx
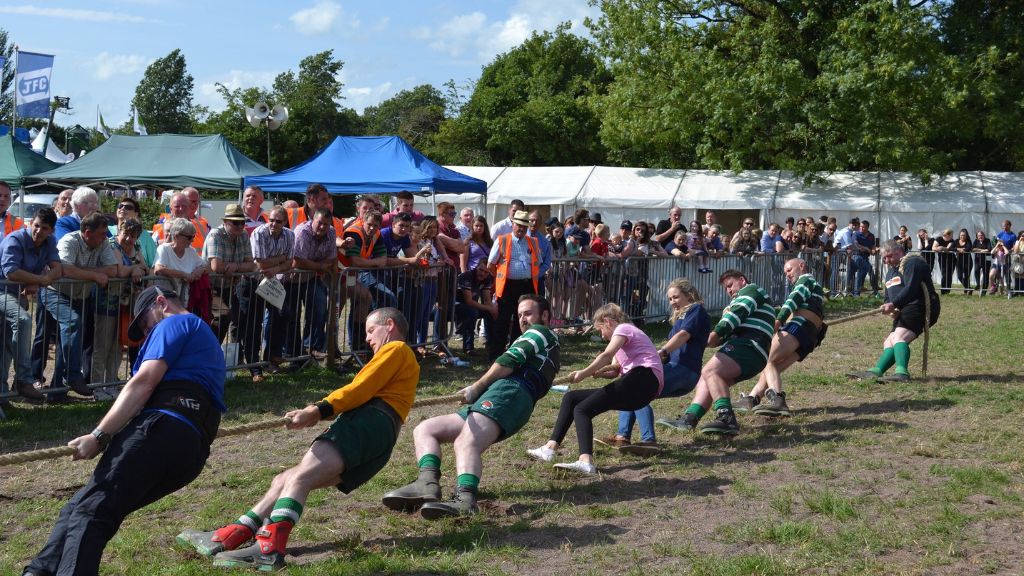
[345,82,394,113]
[423,1,599,62]
[197,70,280,110]
[92,52,148,80]
[0,5,150,23]
[289,0,358,36]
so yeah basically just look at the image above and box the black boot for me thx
[381,467,441,512]
[420,485,479,520]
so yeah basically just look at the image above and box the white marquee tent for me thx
[435,167,1024,240]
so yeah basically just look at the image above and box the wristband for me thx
[315,401,334,420]
[91,428,111,450]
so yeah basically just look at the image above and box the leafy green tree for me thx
[272,50,363,169]
[0,29,13,127]
[432,24,611,166]
[590,0,963,174]
[939,0,1024,171]
[362,84,445,151]
[132,49,195,134]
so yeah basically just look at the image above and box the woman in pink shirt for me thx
[528,303,663,475]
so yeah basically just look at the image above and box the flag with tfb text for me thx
[16,51,55,119]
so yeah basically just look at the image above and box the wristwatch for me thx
[91,428,111,450]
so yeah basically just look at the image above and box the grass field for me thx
[1,294,1022,575]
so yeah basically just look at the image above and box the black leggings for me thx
[550,366,660,456]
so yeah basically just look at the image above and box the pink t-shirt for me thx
[613,323,664,394]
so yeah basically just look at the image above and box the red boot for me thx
[213,521,291,571]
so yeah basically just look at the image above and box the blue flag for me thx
[16,51,55,119]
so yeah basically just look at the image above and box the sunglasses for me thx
[744,221,754,226]
[117,204,136,211]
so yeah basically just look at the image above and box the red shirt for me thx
[591,238,610,257]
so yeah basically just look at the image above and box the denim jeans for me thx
[300,278,328,353]
[617,362,701,442]
[0,292,34,393]
[359,271,397,309]
[412,279,438,346]
[852,255,870,295]
[39,289,85,392]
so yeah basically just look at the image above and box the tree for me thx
[272,50,363,169]
[589,0,966,174]
[132,49,195,134]
[0,29,13,127]
[195,50,363,172]
[939,0,1024,171]
[362,84,445,152]
[431,24,611,166]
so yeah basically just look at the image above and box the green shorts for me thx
[718,338,769,382]
[315,403,399,494]
[456,378,535,442]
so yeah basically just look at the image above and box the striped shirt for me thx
[250,224,295,280]
[495,323,560,394]
[714,283,776,347]
[777,273,825,321]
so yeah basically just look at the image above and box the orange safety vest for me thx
[494,234,539,297]
[3,213,24,236]
[338,224,381,267]
[153,217,206,250]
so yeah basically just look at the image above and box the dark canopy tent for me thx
[243,136,486,196]
[0,134,59,187]
[28,134,271,190]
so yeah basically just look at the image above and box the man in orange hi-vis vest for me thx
[0,182,24,243]
[486,210,540,361]
[152,192,206,250]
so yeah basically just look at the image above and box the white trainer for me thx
[527,446,555,462]
[553,460,597,475]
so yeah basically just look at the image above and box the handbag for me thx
[1012,260,1024,276]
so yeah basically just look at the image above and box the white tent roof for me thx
[879,172,986,212]
[575,166,684,208]
[444,166,506,189]
[486,166,595,206]
[676,170,779,210]
[773,172,879,212]
[981,172,1024,215]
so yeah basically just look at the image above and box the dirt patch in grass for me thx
[2,295,1023,575]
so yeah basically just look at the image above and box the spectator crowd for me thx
[2,179,1023,408]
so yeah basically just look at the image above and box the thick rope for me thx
[827,307,885,326]
[0,392,471,467]
[921,285,930,377]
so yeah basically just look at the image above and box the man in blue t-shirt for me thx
[995,220,1017,290]
[24,286,226,576]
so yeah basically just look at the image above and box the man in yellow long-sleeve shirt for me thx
[177,307,418,571]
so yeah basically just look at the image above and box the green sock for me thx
[457,473,480,490]
[684,403,707,419]
[893,342,911,375]
[418,454,441,470]
[712,397,732,412]
[236,510,261,532]
[871,347,895,376]
[269,497,303,526]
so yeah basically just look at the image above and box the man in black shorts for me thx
[735,258,826,416]
[847,240,939,382]
[381,294,559,519]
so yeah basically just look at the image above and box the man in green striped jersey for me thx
[660,269,776,435]
[382,294,560,519]
[735,259,826,417]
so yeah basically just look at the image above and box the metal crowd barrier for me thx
[5,249,1022,408]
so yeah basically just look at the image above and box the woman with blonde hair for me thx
[602,278,711,452]
[527,303,663,475]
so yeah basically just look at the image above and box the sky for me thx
[1,0,599,130]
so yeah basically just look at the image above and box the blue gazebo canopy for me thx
[244,136,486,196]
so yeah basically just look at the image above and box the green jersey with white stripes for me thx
[714,283,777,349]
[776,273,825,322]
